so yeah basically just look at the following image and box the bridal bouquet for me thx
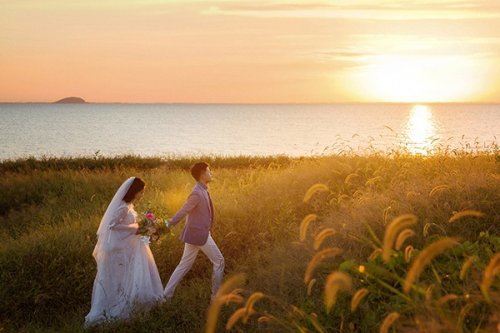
[137,211,170,244]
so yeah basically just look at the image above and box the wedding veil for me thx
[93,177,135,257]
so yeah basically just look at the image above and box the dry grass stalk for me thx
[220,293,244,305]
[436,294,458,306]
[244,292,265,321]
[425,285,434,302]
[380,312,400,333]
[448,210,485,223]
[304,247,344,284]
[383,206,392,225]
[337,194,350,203]
[226,307,255,330]
[206,273,246,333]
[344,173,360,185]
[382,214,417,263]
[324,271,352,313]
[406,191,420,199]
[365,176,382,186]
[395,229,416,250]
[300,214,317,241]
[313,228,337,250]
[307,278,316,296]
[304,183,329,203]
[429,185,450,197]
[351,288,369,312]
[404,245,414,263]
[369,248,382,261]
[460,256,478,280]
[480,253,500,301]
[403,238,459,293]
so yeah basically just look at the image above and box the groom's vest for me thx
[169,182,214,246]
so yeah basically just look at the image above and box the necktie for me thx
[207,191,214,223]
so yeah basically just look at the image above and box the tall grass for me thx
[0,155,298,174]
[211,151,499,333]
[0,150,499,332]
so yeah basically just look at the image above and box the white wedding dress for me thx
[85,177,164,327]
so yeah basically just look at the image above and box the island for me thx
[54,97,87,104]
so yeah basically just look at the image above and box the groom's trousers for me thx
[164,233,224,300]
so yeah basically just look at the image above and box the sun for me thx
[405,105,437,154]
[355,55,488,102]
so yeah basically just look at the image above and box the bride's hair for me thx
[122,177,146,202]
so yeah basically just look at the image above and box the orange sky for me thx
[1,0,500,103]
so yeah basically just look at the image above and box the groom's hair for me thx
[190,162,209,181]
[123,177,146,203]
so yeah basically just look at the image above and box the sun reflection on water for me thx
[405,105,437,154]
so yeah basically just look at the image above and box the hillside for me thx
[54,97,86,104]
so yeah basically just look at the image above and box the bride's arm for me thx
[109,206,139,232]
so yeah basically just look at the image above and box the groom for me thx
[164,162,224,301]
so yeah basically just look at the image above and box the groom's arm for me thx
[169,191,201,227]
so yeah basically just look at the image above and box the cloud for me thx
[202,0,500,20]
[298,34,500,72]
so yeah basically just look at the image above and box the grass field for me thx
[0,151,499,332]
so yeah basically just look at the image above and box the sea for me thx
[0,103,498,160]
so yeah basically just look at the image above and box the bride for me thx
[85,177,164,327]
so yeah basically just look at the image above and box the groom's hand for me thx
[164,219,174,235]
[164,219,172,229]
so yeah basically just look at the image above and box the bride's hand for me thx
[133,223,141,234]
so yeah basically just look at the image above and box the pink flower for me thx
[146,212,155,220]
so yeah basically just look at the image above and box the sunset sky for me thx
[1,0,500,103]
